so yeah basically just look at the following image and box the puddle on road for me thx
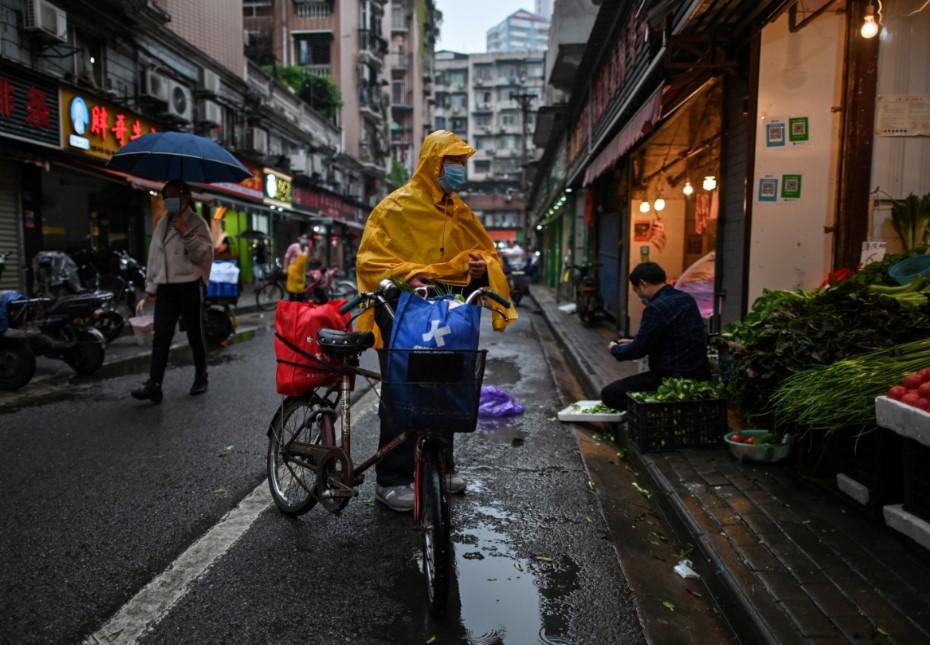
[369,502,575,644]
[483,358,520,387]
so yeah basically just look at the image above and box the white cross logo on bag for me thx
[422,320,452,347]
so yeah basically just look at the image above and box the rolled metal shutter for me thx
[0,161,23,291]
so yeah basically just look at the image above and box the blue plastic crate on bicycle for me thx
[379,290,486,434]
[207,260,240,301]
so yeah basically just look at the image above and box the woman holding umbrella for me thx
[131,180,213,403]
[109,131,251,404]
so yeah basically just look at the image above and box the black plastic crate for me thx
[625,395,727,453]
[903,438,930,523]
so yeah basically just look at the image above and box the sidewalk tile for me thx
[737,545,781,572]
[756,571,810,601]
[778,596,842,638]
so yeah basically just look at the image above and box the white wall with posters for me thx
[748,12,846,304]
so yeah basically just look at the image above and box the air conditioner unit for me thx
[23,0,67,43]
[143,69,169,104]
[198,99,222,126]
[248,127,268,154]
[201,68,221,95]
[166,81,193,122]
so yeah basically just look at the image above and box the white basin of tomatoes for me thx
[728,433,757,444]
[887,368,930,412]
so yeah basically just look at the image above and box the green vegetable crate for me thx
[626,394,727,453]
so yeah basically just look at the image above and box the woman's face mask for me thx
[438,162,467,193]
[164,196,181,215]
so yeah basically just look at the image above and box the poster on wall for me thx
[788,117,810,145]
[765,120,785,147]
[781,174,802,200]
[758,176,779,202]
[876,95,930,136]
[633,220,651,241]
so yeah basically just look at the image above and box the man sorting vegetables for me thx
[601,262,711,411]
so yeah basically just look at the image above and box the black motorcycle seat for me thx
[317,329,375,355]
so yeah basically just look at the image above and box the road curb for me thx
[530,294,774,645]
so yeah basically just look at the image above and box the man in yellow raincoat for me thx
[356,130,517,512]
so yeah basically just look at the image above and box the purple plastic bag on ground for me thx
[478,386,525,417]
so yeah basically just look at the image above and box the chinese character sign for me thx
[60,87,158,160]
[0,69,60,148]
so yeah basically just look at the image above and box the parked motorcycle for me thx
[6,291,110,375]
[574,263,604,327]
[0,252,37,390]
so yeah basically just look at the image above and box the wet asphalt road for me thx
[0,312,645,645]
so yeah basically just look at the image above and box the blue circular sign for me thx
[70,96,89,135]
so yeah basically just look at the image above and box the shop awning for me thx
[582,86,663,187]
[53,160,220,203]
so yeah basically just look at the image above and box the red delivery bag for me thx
[274,299,351,396]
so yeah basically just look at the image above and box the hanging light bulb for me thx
[682,180,694,196]
[861,2,880,39]
[639,200,651,214]
[654,197,666,212]
[703,175,717,191]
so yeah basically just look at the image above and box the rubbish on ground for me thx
[218,445,234,458]
[662,600,676,611]
[633,482,652,498]
[534,555,554,562]
[478,385,525,417]
[558,400,626,422]
[558,303,577,314]
[674,559,701,579]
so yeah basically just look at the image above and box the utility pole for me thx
[510,91,535,242]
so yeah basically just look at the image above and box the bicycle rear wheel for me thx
[418,441,451,614]
[267,394,337,516]
[256,281,284,312]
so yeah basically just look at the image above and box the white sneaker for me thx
[444,472,466,494]
[375,483,415,512]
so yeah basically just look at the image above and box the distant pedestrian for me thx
[600,262,710,411]
[284,233,310,301]
[131,180,214,404]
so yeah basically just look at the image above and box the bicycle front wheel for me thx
[267,394,337,516]
[418,441,451,614]
[256,281,284,312]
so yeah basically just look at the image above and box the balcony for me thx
[391,7,408,33]
[391,90,414,112]
[390,52,412,71]
[303,63,331,77]
[358,28,388,58]
[359,84,384,122]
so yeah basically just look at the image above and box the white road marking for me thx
[86,388,382,644]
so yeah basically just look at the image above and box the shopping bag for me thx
[389,291,480,350]
[274,299,350,396]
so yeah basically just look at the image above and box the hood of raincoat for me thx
[355,130,517,346]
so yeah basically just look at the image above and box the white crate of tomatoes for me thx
[885,368,930,413]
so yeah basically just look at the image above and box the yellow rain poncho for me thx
[356,130,517,346]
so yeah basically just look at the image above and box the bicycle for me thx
[265,281,511,614]
[255,260,286,311]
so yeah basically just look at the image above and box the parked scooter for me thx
[0,252,37,390]
[574,263,604,327]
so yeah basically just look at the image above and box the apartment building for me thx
[486,9,549,54]
[433,50,545,240]
[243,0,392,205]
[383,0,439,180]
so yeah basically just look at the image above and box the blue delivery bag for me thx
[379,291,486,434]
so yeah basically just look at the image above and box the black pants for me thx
[600,371,663,411]
[150,280,206,384]
[373,296,455,486]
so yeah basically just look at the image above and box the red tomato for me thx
[744,436,756,444]
[902,374,923,390]
[888,386,908,400]
[919,382,930,398]
[919,398,930,412]
[729,433,743,443]
[919,368,930,380]
[902,392,922,407]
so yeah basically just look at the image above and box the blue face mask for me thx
[438,163,467,193]
[164,197,181,215]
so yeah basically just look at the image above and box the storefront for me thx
[207,162,269,283]
[0,63,61,291]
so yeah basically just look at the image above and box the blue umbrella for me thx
[107,132,251,183]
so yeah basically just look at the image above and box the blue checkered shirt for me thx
[611,285,711,378]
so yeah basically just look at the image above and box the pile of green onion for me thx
[771,338,930,434]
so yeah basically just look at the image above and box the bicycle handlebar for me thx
[483,289,512,309]
[338,286,512,316]
[339,294,365,315]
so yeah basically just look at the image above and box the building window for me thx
[295,34,332,73]
[435,116,446,130]
[244,1,273,18]
[451,117,467,133]
[501,113,515,126]
[75,32,104,88]
[296,1,332,19]
[476,114,490,126]
[474,160,491,174]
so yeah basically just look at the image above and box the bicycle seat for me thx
[317,329,375,355]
